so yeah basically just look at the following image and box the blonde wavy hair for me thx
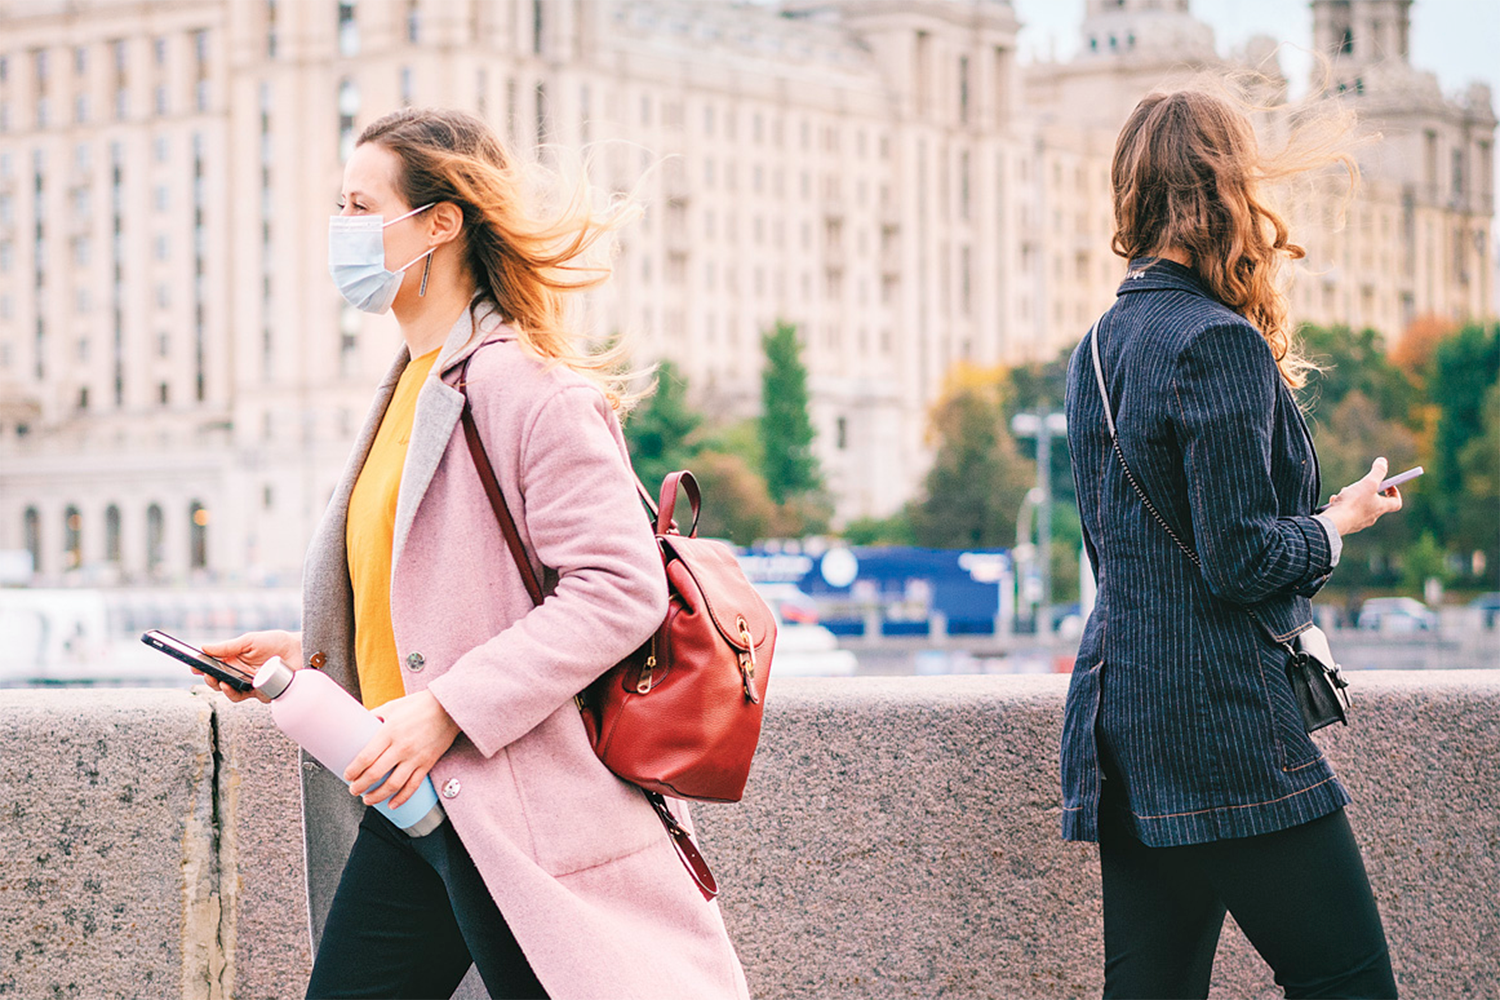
[1111,87,1359,389]
[358,108,642,409]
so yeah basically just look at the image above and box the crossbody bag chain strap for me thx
[1088,320,1294,654]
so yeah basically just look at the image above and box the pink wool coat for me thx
[297,298,749,1000]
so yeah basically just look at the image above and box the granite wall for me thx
[1,671,1495,999]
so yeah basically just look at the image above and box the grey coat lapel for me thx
[390,297,507,573]
[298,347,407,950]
[302,347,409,689]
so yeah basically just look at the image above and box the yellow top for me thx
[346,347,441,709]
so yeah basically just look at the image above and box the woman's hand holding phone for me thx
[199,630,303,703]
[1323,457,1405,537]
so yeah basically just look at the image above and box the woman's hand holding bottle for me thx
[344,690,461,809]
[199,630,304,703]
[1322,457,1404,537]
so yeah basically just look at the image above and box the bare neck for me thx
[392,254,478,358]
[1153,246,1193,268]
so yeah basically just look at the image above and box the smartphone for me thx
[1378,465,1423,492]
[141,629,256,692]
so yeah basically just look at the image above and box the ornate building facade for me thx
[0,0,1492,586]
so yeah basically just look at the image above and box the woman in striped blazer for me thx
[1062,91,1405,999]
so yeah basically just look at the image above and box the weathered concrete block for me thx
[695,671,1500,1000]
[209,695,311,1000]
[4,671,1496,1000]
[0,689,218,999]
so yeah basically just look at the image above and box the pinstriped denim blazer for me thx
[1060,259,1350,847]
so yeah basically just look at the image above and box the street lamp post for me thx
[1011,410,1068,638]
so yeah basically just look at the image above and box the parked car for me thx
[1469,592,1500,629]
[751,583,858,677]
[1356,596,1437,633]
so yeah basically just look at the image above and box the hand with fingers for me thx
[198,630,303,704]
[343,690,461,810]
[1322,457,1405,538]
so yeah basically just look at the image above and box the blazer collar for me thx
[1116,257,1214,300]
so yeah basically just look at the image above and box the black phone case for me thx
[140,631,255,692]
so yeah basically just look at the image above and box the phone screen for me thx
[141,630,256,692]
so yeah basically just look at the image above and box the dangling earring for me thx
[419,253,432,297]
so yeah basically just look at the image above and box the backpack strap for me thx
[453,348,545,608]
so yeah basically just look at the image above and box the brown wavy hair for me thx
[358,107,641,408]
[1111,89,1358,388]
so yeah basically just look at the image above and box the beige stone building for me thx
[0,0,1492,586]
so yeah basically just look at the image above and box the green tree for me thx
[688,451,779,546]
[1299,323,1416,426]
[623,361,701,491]
[1309,390,1419,589]
[1427,323,1500,518]
[758,320,824,505]
[1454,381,1500,585]
[907,365,1036,548]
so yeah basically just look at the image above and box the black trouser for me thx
[1099,794,1397,999]
[306,807,548,1000]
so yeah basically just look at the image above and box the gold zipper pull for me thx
[636,653,657,694]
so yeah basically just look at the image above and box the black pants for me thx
[306,807,548,1000]
[1099,795,1397,999]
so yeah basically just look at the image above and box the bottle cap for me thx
[253,657,295,700]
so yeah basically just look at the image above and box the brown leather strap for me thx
[648,792,719,900]
[655,470,701,537]
[455,352,544,608]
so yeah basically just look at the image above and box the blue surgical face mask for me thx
[327,203,436,314]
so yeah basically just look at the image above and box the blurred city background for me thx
[0,0,1495,684]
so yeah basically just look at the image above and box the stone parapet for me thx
[1,672,1496,998]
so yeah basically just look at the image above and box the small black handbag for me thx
[1286,625,1351,731]
[1088,321,1350,733]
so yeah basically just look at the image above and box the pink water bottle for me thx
[253,658,445,836]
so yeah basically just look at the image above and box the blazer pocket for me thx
[1257,643,1322,772]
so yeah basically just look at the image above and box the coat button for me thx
[406,651,425,672]
[441,778,461,799]
[309,652,327,669]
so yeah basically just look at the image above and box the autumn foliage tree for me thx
[906,364,1035,549]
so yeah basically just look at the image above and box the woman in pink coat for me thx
[200,107,749,1000]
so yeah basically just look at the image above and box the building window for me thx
[64,505,83,569]
[407,0,421,43]
[106,40,126,119]
[400,66,413,105]
[194,30,210,111]
[338,2,360,58]
[189,501,209,570]
[534,81,547,145]
[958,55,970,124]
[339,304,359,375]
[105,505,122,563]
[146,503,165,572]
[23,507,41,576]
[338,78,359,160]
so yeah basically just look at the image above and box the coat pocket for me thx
[1257,643,1322,772]
[506,702,665,877]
